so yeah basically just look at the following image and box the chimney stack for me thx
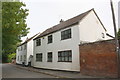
[60,19,64,23]
[26,37,28,41]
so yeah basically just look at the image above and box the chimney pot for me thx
[60,19,64,23]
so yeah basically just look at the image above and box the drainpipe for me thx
[110,0,120,78]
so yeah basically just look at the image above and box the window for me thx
[61,28,71,40]
[47,52,52,62]
[102,33,105,38]
[19,47,20,51]
[58,50,72,62]
[48,35,52,44]
[21,46,23,51]
[18,48,20,51]
[20,55,22,61]
[24,44,27,50]
[24,55,26,61]
[36,39,41,46]
[18,56,19,61]
[36,53,42,62]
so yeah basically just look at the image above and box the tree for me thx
[2,2,29,62]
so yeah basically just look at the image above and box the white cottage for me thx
[33,9,111,71]
[16,33,40,66]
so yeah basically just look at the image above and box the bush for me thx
[7,53,16,63]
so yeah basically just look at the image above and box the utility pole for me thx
[110,0,120,78]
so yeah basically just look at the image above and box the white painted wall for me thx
[16,33,40,66]
[16,41,34,66]
[33,10,110,71]
[79,10,110,43]
[26,40,33,65]
[33,25,80,71]
[16,44,27,65]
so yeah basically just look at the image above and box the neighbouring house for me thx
[33,8,112,72]
[16,33,40,66]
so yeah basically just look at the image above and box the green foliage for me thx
[117,28,120,39]
[7,53,16,63]
[2,2,29,62]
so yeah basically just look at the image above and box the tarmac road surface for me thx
[2,63,56,78]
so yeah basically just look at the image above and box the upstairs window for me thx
[20,55,22,61]
[18,47,20,51]
[36,39,41,46]
[24,44,27,50]
[58,50,72,62]
[61,28,71,40]
[21,46,23,51]
[36,53,42,62]
[48,35,53,44]
[47,52,52,62]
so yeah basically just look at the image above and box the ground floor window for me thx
[18,56,19,61]
[20,55,22,61]
[47,52,52,62]
[36,53,42,62]
[24,55,26,61]
[58,50,72,62]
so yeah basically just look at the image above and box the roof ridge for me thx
[64,8,93,22]
[34,8,93,40]
[18,32,40,47]
[47,9,93,31]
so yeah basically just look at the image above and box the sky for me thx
[20,0,119,41]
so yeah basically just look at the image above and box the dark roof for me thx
[18,33,40,47]
[34,8,107,40]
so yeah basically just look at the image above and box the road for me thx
[2,63,56,78]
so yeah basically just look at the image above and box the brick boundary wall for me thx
[79,39,118,78]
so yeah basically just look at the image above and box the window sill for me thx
[36,61,42,62]
[47,61,52,62]
[36,45,41,47]
[58,61,72,62]
[47,42,52,44]
[61,38,72,41]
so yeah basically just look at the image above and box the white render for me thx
[79,10,110,43]
[33,10,111,72]
[16,34,39,66]
[33,25,80,71]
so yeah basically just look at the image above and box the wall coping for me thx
[79,39,115,46]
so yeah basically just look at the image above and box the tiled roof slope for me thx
[18,33,40,47]
[34,8,106,40]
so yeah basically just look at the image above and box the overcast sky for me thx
[20,0,119,41]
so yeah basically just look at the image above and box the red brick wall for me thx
[79,40,118,78]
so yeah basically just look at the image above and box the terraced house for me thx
[16,33,40,66]
[32,9,111,71]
